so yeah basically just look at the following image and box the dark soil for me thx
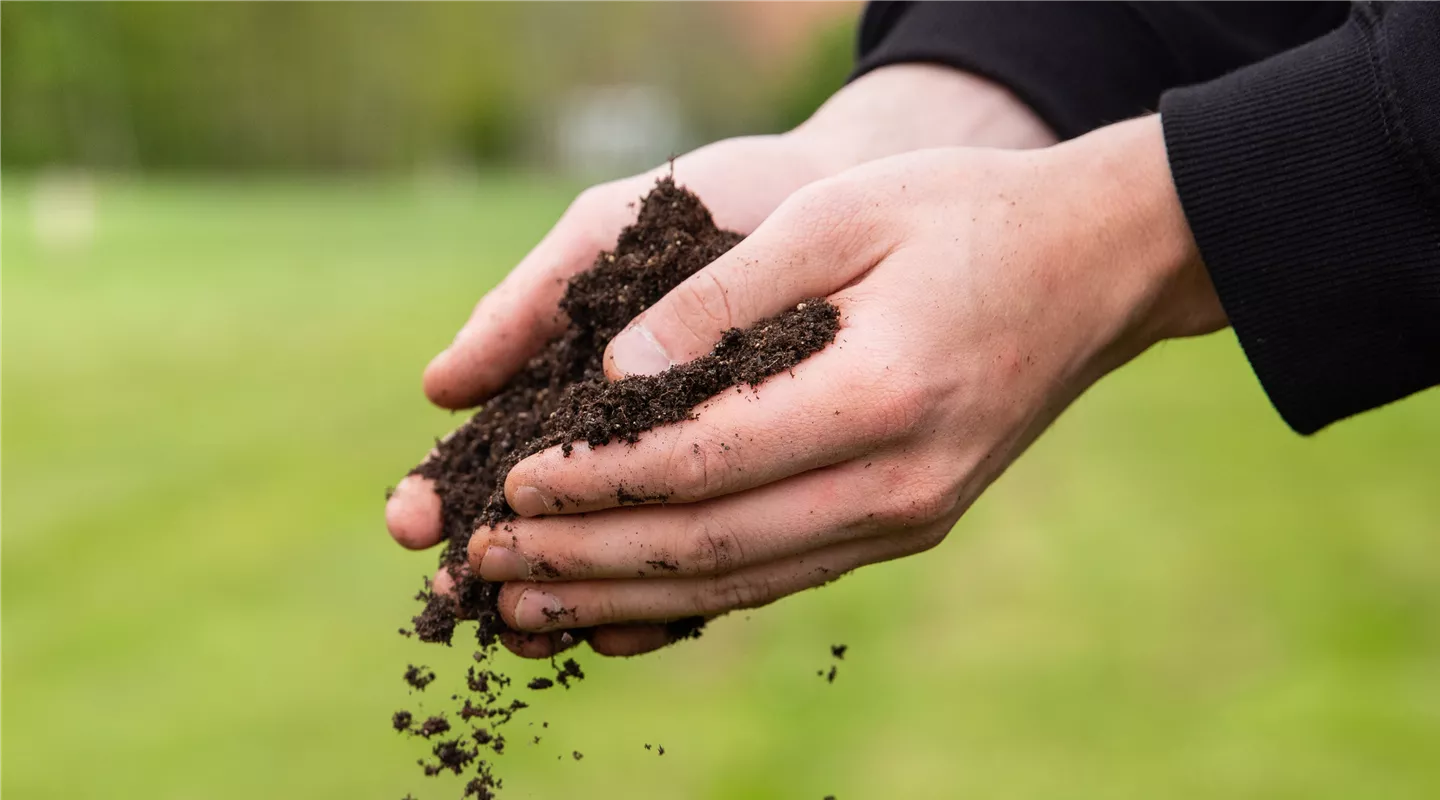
[395,178,841,797]
[404,664,436,691]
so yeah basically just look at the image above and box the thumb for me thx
[604,181,883,379]
[423,187,639,409]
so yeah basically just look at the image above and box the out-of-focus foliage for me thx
[4,2,509,168]
[768,19,857,134]
[0,2,858,171]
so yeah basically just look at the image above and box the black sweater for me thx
[855,1,1440,434]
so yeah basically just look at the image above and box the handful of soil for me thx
[394,177,840,797]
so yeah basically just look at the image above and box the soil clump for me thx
[395,178,841,797]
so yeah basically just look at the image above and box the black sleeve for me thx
[853,1,1350,139]
[1161,2,1440,434]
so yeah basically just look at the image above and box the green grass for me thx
[4,174,1439,800]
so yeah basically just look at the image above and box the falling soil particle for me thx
[554,658,585,688]
[404,665,436,691]
[424,738,478,776]
[418,715,452,738]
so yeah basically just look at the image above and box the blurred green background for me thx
[4,4,1439,800]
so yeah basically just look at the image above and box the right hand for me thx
[386,64,1058,659]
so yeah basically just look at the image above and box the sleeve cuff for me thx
[1160,6,1440,434]
[852,1,1181,140]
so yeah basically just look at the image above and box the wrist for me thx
[787,64,1057,176]
[1047,116,1226,363]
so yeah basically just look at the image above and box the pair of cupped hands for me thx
[385,66,1227,658]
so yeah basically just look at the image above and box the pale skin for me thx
[385,65,1227,658]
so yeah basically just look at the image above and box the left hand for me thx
[476,116,1227,657]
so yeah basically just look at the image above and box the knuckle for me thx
[910,523,951,554]
[911,478,963,524]
[781,178,880,256]
[570,184,609,215]
[697,572,769,616]
[564,183,627,251]
[788,178,864,226]
[670,270,740,344]
[850,365,930,444]
[680,512,743,576]
[560,187,602,236]
[873,474,962,528]
[664,426,742,499]
[871,386,930,443]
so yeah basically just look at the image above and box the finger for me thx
[423,189,641,409]
[436,572,685,658]
[431,566,664,660]
[496,525,940,631]
[501,624,674,658]
[386,475,443,550]
[588,624,675,657]
[431,566,457,595]
[604,180,887,379]
[480,459,912,581]
[499,630,583,659]
[432,567,595,659]
[504,338,910,517]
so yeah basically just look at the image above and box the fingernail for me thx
[609,323,672,376]
[511,485,557,517]
[478,546,530,581]
[514,589,566,630]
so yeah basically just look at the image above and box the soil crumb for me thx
[404,665,436,691]
[396,178,841,797]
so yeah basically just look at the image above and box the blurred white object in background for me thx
[555,84,682,179]
[31,169,97,253]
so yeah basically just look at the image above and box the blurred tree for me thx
[0,2,856,172]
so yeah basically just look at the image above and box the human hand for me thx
[387,66,1056,657]
[420,65,1055,411]
[466,116,1227,654]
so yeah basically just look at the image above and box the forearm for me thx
[787,64,1057,176]
[1038,115,1225,381]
